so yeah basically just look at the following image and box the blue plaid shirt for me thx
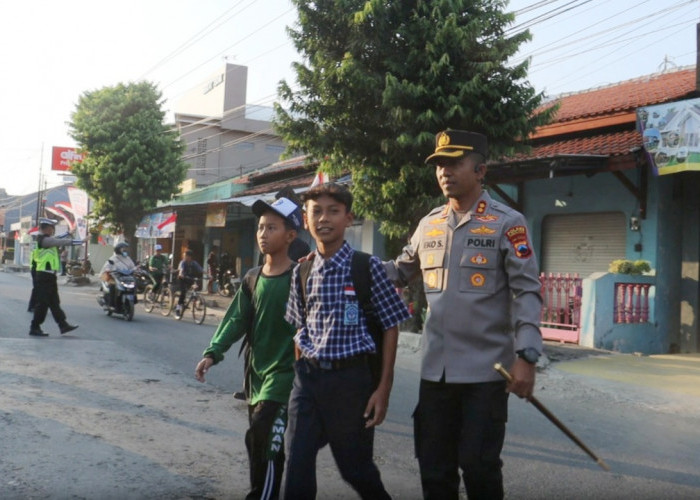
[286,242,411,361]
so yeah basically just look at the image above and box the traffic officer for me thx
[29,218,81,336]
[384,130,543,499]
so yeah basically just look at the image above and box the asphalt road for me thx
[2,269,700,499]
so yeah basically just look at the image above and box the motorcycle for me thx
[134,261,156,296]
[217,267,241,297]
[97,269,137,321]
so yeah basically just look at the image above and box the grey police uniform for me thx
[386,190,543,383]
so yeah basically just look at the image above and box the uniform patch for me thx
[475,201,487,214]
[426,253,435,266]
[474,214,499,223]
[423,239,444,249]
[425,228,445,238]
[506,225,532,259]
[466,238,495,248]
[426,270,439,290]
[344,302,359,325]
[470,225,496,235]
[470,273,486,287]
[429,217,447,225]
[470,253,488,265]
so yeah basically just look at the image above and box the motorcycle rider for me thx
[176,249,203,316]
[100,242,137,309]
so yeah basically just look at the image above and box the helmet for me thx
[114,242,129,253]
[39,217,58,228]
[154,244,163,251]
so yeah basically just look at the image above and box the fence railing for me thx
[539,273,582,343]
[614,282,652,323]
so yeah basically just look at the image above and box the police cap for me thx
[425,130,488,164]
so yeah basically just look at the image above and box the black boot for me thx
[59,323,78,334]
[29,327,48,337]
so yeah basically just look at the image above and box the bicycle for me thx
[143,271,175,317]
[173,282,207,324]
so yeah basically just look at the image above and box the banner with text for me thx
[637,97,700,175]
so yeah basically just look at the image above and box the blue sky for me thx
[1,0,697,196]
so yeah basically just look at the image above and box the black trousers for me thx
[31,272,67,329]
[246,400,286,500]
[284,358,390,500]
[414,378,508,500]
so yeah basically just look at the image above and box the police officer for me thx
[29,218,81,337]
[385,130,543,499]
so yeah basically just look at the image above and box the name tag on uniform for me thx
[344,286,359,325]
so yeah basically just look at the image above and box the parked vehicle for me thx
[134,261,156,295]
[66,257,94,285]
[217,267,241,297]
[97,269,137,321]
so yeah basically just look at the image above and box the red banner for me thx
[51,146,85,171]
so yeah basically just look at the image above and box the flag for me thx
[157,212,177,236]
[98,235,107,246]
[310,170,329,187]
[28,226,40,236]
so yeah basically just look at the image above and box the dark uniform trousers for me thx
[246,400,286,500]
[31,272,68,328]
[283,358,390,500]
[414,379,508,500]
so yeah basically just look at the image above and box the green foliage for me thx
[275,0,554,239]
[68,81,188,235]
[609,259,652,275]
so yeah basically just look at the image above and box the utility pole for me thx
[35,143,44,224]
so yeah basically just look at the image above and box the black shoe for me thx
[29,327,48,337]
[60,324,78,334]
[27,308,34,313]
[233,391,246,401]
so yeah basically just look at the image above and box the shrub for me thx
[609,259,651,275]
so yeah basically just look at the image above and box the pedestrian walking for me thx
[195,196,301,499]
[283,183,410,500]
[60,247,68,276]
[206,245,218,294]
[29,218,81,337]
[384,130,544,500]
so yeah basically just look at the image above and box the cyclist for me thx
[176,249,203,316]
[148,244,169,294]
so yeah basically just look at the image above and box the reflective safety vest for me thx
[36,237,60,272]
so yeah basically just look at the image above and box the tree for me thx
[69,81,188,240]
[275,0,554,239]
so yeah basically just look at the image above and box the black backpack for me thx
[298,251,384,389]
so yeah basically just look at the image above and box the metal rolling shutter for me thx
[541,212,627,278]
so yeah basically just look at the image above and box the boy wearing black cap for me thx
[385,130,543,499]
[195,196,301,500]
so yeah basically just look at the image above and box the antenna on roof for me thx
[658,55,677,73]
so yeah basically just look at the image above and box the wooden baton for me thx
[494,362,610,471]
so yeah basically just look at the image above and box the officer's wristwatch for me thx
[516,347,540,365]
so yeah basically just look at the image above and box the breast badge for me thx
[470,273,486,287]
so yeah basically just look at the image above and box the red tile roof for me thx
[543,67,696,123]
[525,130,641,159]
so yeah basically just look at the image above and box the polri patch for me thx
[474,214,499,223]
[506,225,533,259]
[470,225,496,235]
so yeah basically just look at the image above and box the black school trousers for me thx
[414,378,508,500]
[283,358,390,500]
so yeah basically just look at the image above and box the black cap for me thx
[425,130,488,164]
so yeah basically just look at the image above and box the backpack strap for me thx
[298,259,314,308]
[237,266,263,358]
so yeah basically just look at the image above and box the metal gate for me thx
[539,272,582,343]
